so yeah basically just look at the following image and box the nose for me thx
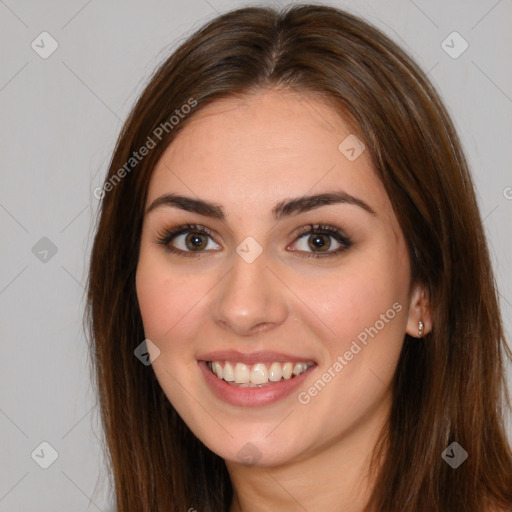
[210,249,289,337]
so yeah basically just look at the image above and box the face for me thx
[136,89,418,467]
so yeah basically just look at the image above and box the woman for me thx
[86,4,512,511]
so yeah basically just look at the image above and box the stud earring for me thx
[418,320,424,338]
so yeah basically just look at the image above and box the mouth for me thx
[206,360,315,387]
[197,352,317,407]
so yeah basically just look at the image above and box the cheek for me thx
[135,250,205,413]
[294,244,410,365]
[135,249,203,344]
[135,260,173,342]
[135,247,224,375]
[289,252,409,436]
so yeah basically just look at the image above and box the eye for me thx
[155,223,221,256]
[288,224,352,258]
[155,222,352,259]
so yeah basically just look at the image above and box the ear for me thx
[405,283,432,338]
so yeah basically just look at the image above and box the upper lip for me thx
[197,350,317,365]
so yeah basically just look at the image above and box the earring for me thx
[418,320,424,338]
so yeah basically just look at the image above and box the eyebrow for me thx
[145,191,376,220]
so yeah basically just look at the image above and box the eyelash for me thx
[154,223,352,259]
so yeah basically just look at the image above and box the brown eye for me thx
[288,224,352,259]
[307,233,332,252]
[155,223,221,256]
[294,232,342,254]
[184,232,209,251]
[168,230,220,253]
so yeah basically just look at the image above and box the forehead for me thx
[146,89,392,222]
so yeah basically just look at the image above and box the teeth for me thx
[282,362,293,379]
[293,363,307,376]
[213,361,223,379]
[268,362,283,381]
[208,360,313,385]
[234,362,250,383]
[250,363,268,384]
[223,362,234,381]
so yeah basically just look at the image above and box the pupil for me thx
[310,234,329,251]
[186,233,206,250]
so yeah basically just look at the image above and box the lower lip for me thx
[198,361,316,407]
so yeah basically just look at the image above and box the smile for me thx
[206,360,315,387]
[198,352,318,407]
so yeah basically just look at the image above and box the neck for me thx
[226,395,390,512]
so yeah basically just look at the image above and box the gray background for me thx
[1,0,511,510]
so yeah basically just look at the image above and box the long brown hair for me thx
[85,4,512,511]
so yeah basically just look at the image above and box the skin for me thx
[135,88,432,512]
